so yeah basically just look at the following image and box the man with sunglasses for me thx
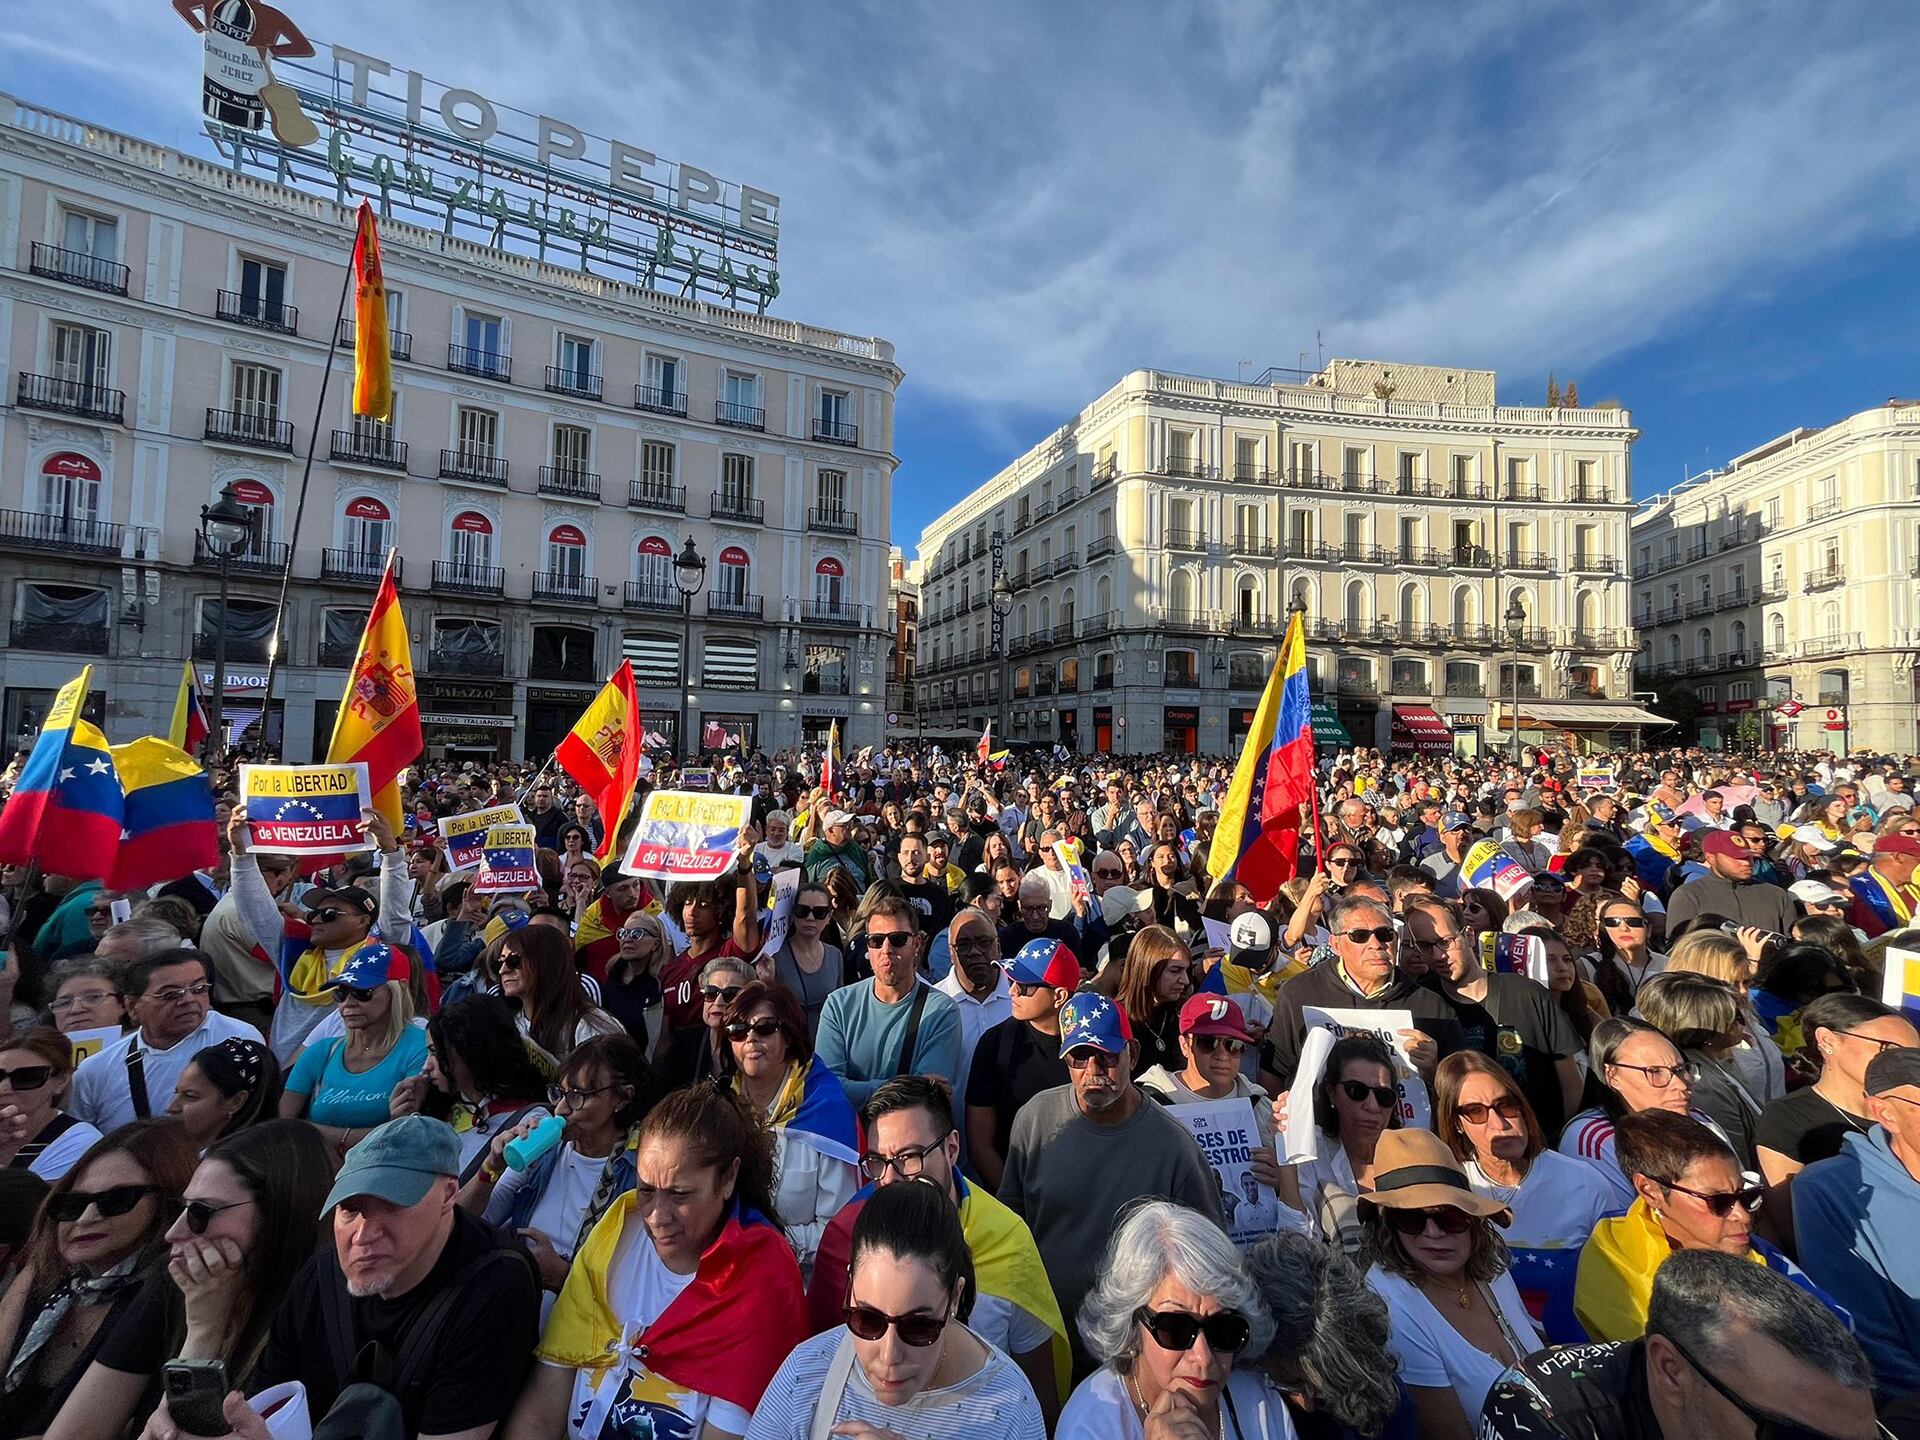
[1482,1250,1884,1440]
[1000,992,1225,1378]
[1794,1046,1920,1400]
[1664,830,1797,940]
[1417,813,1477,899]
[815,896,961,1106]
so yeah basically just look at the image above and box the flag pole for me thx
[259,236,357,757]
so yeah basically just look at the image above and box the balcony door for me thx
[38,452,102,528]
[450,512,494,576]
[342,496,392,566]
[51,323,110,398]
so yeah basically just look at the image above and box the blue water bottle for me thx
[503,1114,567,1172]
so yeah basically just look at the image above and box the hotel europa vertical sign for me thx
[173,4,782,313]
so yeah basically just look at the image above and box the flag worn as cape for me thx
[0,667,122,876]
[747,1056,859,1168]
[108,737,217,889]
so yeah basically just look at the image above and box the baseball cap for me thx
[306,885,377,921]
[1178,993,1254,1042]
[1876,834,1920,859]
[1648,802,1680,826]
[1788,879,1849,907]
[1100,884,1155,927]
[823,809,855,829]
[1864,1047,1920,1096]
[1005,937,1080,990]
[1701,831,1750,859]
[320,1115,460,1214]
[1228,911,1273,955]
[322,939,409,993]
[1058,993,1133,1056]
[1441,813,1474,832]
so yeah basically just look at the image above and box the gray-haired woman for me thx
[1057,1200,1288,1440]
[1245,1231,1412,1440]
[657,954,756,1088]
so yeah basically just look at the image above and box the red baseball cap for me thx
[1701,831,1750,859]
[1178,993,1254,1042]
[1875,834,1920,859]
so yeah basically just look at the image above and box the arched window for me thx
[1344,580,1368,627]
[1237,575,1261,627]
[341,496,391,567]
[635,536,673,606]
[1576,590,1598,635]
[1015,602,1029,642]
[1695,627,1712,661]
[228,478,276,560]
[1170,568,1196,617]
[814,556,846,611]
[1399,582,1421,630]
[545,524,588,590]
[448,511,494,576]
[715,545,752,607]
[1820,602,1841,637]
[1095,575,1112,616]
[1038,595,1052,635]
[1767,614,1786,653]
[1452,584,1475,633]
[1061,586,1077,628]
[1729,619,1747,656]
[1666,634,1681,666]
[37,451,103,540]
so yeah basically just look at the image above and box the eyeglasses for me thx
[1608,1059,1699,1089]
[177,1197,255,1236]
[1385,1205,1476,1236]
[1835,1029,1905,1053]
[1658,1329,1876,1440]
[863,932,915,951]
[1338,926,1397,946]
[1064,1047,1123,1071]
[549,1083,617,1108]
[86,907,113,919]
[701,985,744,1004]
[1132,1307,1252,1354]
[616,928,655,944]
[146,982,212,1004]
[727,1018,783,1042]
[1191,1035,1245,1055]
[1338,1078,1398,1107]
[1327,857,1360,869]
[859,1130,953,1181]
[48,1184,156,1223]
[49,990,121,1013]
[1663,1179,1765,1217]
[793,905,833,920]
[952,937,998,955]
[0,1064,54,1091]
[844,1300,951,1347]
[1453,1097,1525,1125]
[1093,868,1125,880]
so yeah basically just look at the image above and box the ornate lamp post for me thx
[1505,596,1528,764]
[198,482,255,762]
[672,535,707,763]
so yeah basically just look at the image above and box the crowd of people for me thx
[3,735,1919,1440]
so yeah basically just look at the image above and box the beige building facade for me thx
[0,94,899,761]
[916,363,1644,757]
[1631,401,1920,753]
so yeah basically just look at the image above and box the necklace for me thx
[1420,1273,1472,1309]
[1816,1087,1871,1135]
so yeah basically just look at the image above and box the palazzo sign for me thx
[174,2,782,313]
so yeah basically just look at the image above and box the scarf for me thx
[5,1255,144,1392]
[739,1057,861,1169]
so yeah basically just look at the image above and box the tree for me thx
[1546,372,1562,407]
[1564,380,1580,408]
[1733,709,1763,753]
[1650,681,1705,745]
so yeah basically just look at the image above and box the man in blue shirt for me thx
[816,894,960,1105]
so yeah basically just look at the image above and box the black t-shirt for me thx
[998,919,1080,962]
[1754,1085,1870,1167]
[94,1265,184,1422]
[1482,1341,1662,1440]
[250,1209,539,1437]
[966,1017,1070,1160]
[899,878,954,939]
[1437,973,1583,1139]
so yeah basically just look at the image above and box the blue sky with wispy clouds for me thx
[8,2,1917,553]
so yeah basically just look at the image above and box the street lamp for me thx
[990,568,1013,747]
[198,482,255,762]
[672,535,707,764]
[1504,596,1527,763]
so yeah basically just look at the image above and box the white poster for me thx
[756,867,803,962]
[1299,1005,1433,1130]
[1282,1026,1337,1164]
[1167,1097,1284,1244]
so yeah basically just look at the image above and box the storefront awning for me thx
[1492,701,1671,729]
[1391,704,1454,755]
[1310,698,1350,746]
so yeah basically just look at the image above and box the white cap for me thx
[823,809,855,828]
[1789,879,1849,906]
[1229,912,1272,953]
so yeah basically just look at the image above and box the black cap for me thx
[306,885,378,920]
[1864,1047,1920,1095]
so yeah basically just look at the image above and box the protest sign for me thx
[1054,837,1092,906]
[1576,762,1616,789]
[1487,853,1535,904]
[1167,1098,1284,1244]
[1202,917,1233,956]
[1881,946,1920,1024]
[1282,1026,1336,1164]
[680,767,714,792]
[69,1024,122,1066]
[1300,1005,1432,1129]
[620,789,750,883]
[757,866,803,961]
[441,804,527,872]
[240,763,372,854]
[472,824,540,895]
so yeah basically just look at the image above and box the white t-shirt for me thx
[485,1142,605,1258]
[1465,1151,1620,1246]
[26,1116,106,1181]
[969,1293,1056,1360]
[1367,1266,1541,1424]
[1057,1366,1296,1440]
[563,1222,750,1440]
[69,1013,265,1133]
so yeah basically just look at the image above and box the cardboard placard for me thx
[441,804,527,872]
[472,824,540,895]
[1167,1097,1285,1243]
[1300,1005,1432,1129]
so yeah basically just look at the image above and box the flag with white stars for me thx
[0,665,125,875]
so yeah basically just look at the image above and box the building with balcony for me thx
[0,93,900,759]
[1631,400,1920,752]
[914,362,1646,756]
[886,548,920,736]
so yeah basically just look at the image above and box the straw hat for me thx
[1355,1129,1512,1225]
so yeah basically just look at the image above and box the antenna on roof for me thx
[1317,330,1324,369]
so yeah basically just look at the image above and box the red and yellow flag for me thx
[326,556,420,834]
[350,201,392,423]
[556,661,641,865]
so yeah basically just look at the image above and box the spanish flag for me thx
[325,556,420,836]
[977,719,992,765]
[350,200,392,423]
[556,661,641,866]
[168,662,210,753]
[1207,609,1317,903]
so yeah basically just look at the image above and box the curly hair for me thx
[1246,1231,1402,1437]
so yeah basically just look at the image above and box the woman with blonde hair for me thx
[1094,924,1192,1076]
[280,940,426,1151]
[1665,929,1785,1105]
[1636,972,1762,1168]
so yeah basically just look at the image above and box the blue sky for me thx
[8,2,1917,553]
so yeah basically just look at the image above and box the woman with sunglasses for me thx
[393,995,550,1184]
[657,871,763,1048]
[1755,993,1917,1184]
[659,953,758,1089]
[1559,1017,1718,1211]
[0,1029,101,1182]
[1575,1109,1846,1343]
[1590,894,1667,1016]
[512,1084,806,1440]
[1458,887,1507,944]
[747,1177,1045,1440]
[601,912,669,1053]
[769,881,850,1040]
[0,1119,195,1439]
[726,982,858,1279]
[42,1121,330,1440]
[1057,1198,1279,1440]
[1433,1052,1616,1344]
[493,925,623,1068]
[1357,1128,1540,1440]
[280,941,426,1151]
[1277,1033,1401,1254]
[168,1038,279,1154]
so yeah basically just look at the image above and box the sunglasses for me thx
[727,1018,783,1042]
[1133,1306,1252,1354]
[1660,1331,1871,1440]
[0,1064,55,1090]
[1064,1047,1123,1071]
[1454,1097,1525,1125]
[844,1300,951,1348]
[793,905,833,920]
[1338,926,1397,945]
[1385,1205,1475,1236]
[1327,857,1360,869]
[1602,915,1649,929]
[337,985,380,1003]
[1664,1179,1764,1217]
[177,1197,254,1236]
[616,928,654,943]
[86,907,113,919]
[701,985,744,1004]
[863,932,914,951]
[1009,980,1049,998]
[305,907,347,924]
[497,953,525,972]
[1190,1035,1244,1055]
[1338,1078,1398,1107]
[49,1184,156,1223]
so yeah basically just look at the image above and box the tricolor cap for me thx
[1178,993,1254,1042]
[1058,993,1133,1056]
[1005,937,1080,990]
[324,939,409,992]
[1648,802,1680,825]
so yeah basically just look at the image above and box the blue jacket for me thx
[502,1141,637,1254]
[1793,1128,1920,1398]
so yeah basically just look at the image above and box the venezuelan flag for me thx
[325,556,421,839]
[350,201,393,423]
[0,668,124,876]
[555,661,642,865]
[1207,611,1316,904]
[108,737,217,888]
[1880,946,1920,1027]
[168,662,211,753]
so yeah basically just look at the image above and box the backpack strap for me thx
[457,1106,540,1185]
[320,1249,359,1386]
[125,1042,152,1120]
[893,983,930,1079]
[808,1331,859,1440]
[392,1248,528,1401]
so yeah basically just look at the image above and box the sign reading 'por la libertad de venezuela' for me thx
[240,762,373,854]
[620,790,749,884]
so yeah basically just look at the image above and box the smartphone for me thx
[163,1359,231,1438]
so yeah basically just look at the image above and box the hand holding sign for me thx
[239,763,374,855]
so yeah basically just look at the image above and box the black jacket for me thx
[1266,961,1467,1087]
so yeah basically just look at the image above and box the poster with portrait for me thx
[1167,1098,1284,1244]
[1299,1005,1433,1130]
